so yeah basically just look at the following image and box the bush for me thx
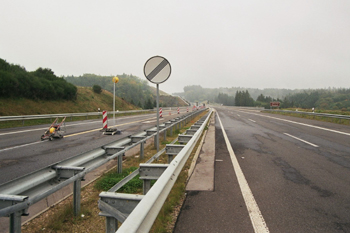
[92,84,102,94]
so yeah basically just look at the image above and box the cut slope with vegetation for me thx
[64,73,188,108]
[0,58,77,101]
[0,87,138,116]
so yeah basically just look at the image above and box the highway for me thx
[212,106,350,232]
[2,106,350,232]
[0,110,187,186]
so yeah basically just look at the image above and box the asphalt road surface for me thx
[175,106,350,233]
[0,111,187,185]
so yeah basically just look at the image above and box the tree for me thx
[93,84,102,94]
[216,92,235,106]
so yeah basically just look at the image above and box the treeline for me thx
[175,85,297,104]
[216,89,350,111]
[64,74,154,109]
[0,58,77,100]
[177,85,350,111]
[282,89,350,111]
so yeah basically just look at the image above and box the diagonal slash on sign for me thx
[146,58,169,81]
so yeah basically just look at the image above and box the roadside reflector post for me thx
[102,110,108,131]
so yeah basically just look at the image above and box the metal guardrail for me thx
[0,107,192,124]
[0,108,207,233]
[105,109,212,232]
[264,109,350,121]
[0,110,153,122]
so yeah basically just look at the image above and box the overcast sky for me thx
[1,0,349,94]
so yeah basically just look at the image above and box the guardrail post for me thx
[140,141,144,159]
[104,147,125,174]
[106,217,118,233]
[10,211,22,233]
[139,164,168,194]
[143,180,151,195]
[74,179,82,216]
[99,192,144,233]
[165,145,185,163]
[0,194,28,233]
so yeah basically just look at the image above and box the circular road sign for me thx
[144,56,171,84]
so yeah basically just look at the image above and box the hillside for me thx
[64,74,187,108]
[0,87,138,116]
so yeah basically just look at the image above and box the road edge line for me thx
[216,111,269,233]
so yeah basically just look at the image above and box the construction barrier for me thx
[102,110,108,130]
[159,108,163,118]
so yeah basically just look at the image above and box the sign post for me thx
[112,76,119,126]
[104,77,120,135]
[144,56,171,152]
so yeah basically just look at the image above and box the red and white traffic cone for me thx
[102,110,108,131]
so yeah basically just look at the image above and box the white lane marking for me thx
[237,114,240,117]
[284,133,319,148]
[0,114,154,136]
[217,112,269,233]
[239,111,350,137]
[248,119,256,123]
[142,118,165,124]
[215,159,224,162]
[0,141,45,152]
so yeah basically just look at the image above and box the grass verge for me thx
[265,110,350,125]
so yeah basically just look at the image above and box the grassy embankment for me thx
[22,110,210,233]
[0,87,140,129]
[266,108,350,125]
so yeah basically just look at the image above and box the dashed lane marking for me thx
[284,133,319,148]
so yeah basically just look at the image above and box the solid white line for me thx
[284,133,319,148]
[248,119,256,123]
[217,112,269,233]
[237,114,240,117]
[239,111,350,137]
